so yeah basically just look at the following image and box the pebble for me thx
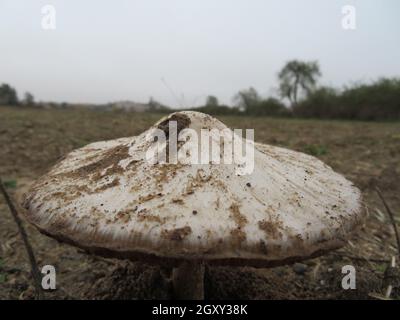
[293,263,308,275]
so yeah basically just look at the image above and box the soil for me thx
[0,106,399,299]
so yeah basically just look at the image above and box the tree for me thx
[233,87,261,113]
[23,92,35,106]
[278,60,321,107]
[0,83,19,105]
[205,95,219,107]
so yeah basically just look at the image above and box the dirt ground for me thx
[0,106,399,300]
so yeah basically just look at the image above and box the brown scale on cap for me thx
[162,226,192,241]
[258,217,284,240]
[229,203,248,229]
[230,228,247,245]
[66,144,130,181]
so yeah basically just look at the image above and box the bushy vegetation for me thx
[294,78,400,120]
[0,83,36,107]
[0,84,19,106]
[193,91,289,117]
[191,95,240,115]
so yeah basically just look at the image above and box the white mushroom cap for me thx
[22,111,364,267]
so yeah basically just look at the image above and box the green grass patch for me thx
[3,179,17,189]
[374,263,387,273]
[303,144,328,156]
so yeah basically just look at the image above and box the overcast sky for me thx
[0,0,399,108]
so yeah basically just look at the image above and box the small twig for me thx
[0,178,43,300]
[384,256,396,299]
[312,261,321,280]
[385,285,393,299]
[368,292,392,300]
[376,187,400,259]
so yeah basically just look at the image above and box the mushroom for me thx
[22,111,364,299]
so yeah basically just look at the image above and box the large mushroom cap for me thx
[23,111,364,267]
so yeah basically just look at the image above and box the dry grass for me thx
[0,106,399,299]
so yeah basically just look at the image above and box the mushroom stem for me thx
[172,260,205,300]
